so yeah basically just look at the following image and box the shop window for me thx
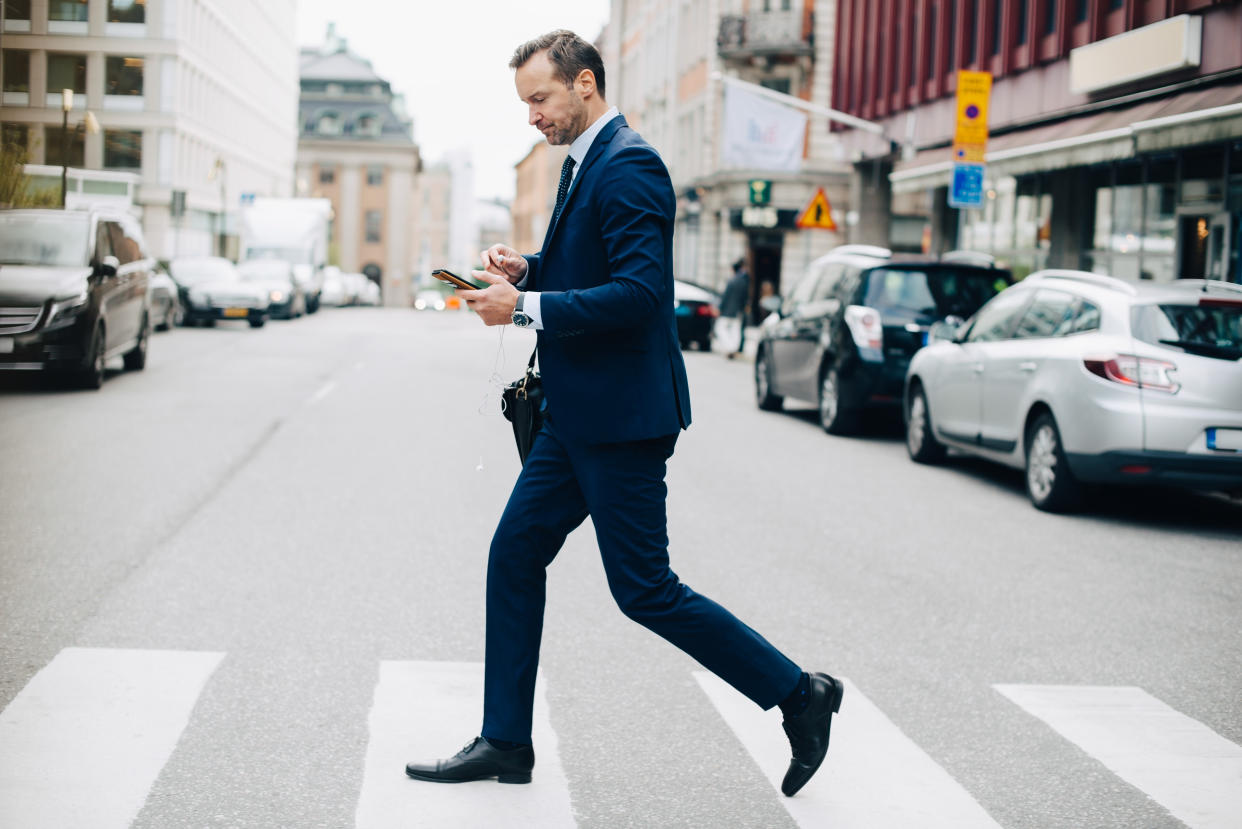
[103,130,142,168]
[44,126,85,166]
[48,0,87,21]
[48,53,87,94]
[107,0,145,23]
[3,50,30,100]
[365,210,382,243]
[105,57,144,97]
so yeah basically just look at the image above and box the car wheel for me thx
[698,336,712,352]
[249,318,266,328]
[123,314,149,371]
[1025,412,1083,512]
[77,325,105,390]
[755,348,783,411]
[155,300,171,332]
[906,385,946,464]
[819,366,860,435]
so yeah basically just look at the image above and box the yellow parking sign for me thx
[953,70,992,162]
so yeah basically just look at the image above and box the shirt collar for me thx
[568,106,619,172]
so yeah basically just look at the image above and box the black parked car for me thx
[754,245,1011,434]
[673,280,720,351]
[0,208,153,389]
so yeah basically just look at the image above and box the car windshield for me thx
[245,247,311,265]
[863,267,1010,321]
[0,213,90,268]
[171,259,239,285]
[1132,301,1242,361]
[238,262,289,281]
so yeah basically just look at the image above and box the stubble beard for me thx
[547,91,588,146]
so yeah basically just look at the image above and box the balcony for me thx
[717,10,813,62]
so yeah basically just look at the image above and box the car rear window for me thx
[1131,300,1242,361]
[863,266,1010,321]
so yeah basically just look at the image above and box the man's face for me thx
[515,51,589,147]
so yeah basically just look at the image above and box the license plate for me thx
[223,307,248,318]
[0,338,13,354]
[1206,428,1242,452]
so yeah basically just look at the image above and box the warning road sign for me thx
[795,188,837,230]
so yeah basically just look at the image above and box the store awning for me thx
[890,80,1242,193]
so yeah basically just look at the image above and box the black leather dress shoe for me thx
[780,672,844,797]
[405,737,534,784]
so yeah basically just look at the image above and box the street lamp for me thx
[59,89,99,208]
[208,157,227,256]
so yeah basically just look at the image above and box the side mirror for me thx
[759,295,782,314]
[928,319,962,345]
[95,255,119,277]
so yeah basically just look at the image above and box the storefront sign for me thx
[729,207,800,230]
[748,180,772,205]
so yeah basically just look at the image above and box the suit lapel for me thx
[541,115,627,255]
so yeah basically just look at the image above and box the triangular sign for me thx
[796,187,837,230]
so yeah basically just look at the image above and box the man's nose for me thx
[529,108,539,126]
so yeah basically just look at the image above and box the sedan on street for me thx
[673,280,720,351]
[169,257,270,328]
[238,260,305,320]
[904,271,1242,511]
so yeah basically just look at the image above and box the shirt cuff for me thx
[523,292,544,330]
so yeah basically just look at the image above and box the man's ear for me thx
[575,69,596,98]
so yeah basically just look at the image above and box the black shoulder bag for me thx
[501,348,543,465]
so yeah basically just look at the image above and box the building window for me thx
[2,123,30,150]
[44,126,85,166]
[4,0,31,22]
[1045,0,1058,34]
[317,113,341,135]
[107,0,145,23]
[48,0,88,21]
[967,0,978,63]
[47,53,87,94]
[991,0,1003,56]
[1016,0,1029,45]
[760,78,791,95]
[105,57,144,96]
[947,0,958,68]
[926,3,938,78]
[319,165,335,184]
[1109,0,1123,9]
[366,165,383,186]
[103,130,141,168]
[3,50,30,94]
[356,113,381,137]
[365,210,382,243]
[1075,0,1088,22]
[892,19,903,92]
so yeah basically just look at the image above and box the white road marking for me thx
[694,673,1001,828]
[995,684,1242,829]
[0,647,224,828]
[355,661,576,829]
[308,380,337,404]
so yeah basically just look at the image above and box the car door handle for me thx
[1019,362,1037,372]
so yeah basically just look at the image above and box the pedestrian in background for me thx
[404,29,843,799]
[717,257,750,359]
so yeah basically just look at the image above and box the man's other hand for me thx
[458,270,520,326]
[481,244,528,284]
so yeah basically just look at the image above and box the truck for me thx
[238,197,332,313]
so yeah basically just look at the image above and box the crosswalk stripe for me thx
[694,673,1002,828]
[354,661,576,829]
[994,684,1242,829]
[0,647,225,828]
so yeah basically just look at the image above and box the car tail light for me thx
[1083,354,1180,393]
[695,304,719,318]
[845,305,884,362]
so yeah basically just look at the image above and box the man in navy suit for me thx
[405,30,842,798]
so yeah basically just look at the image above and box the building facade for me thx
[832,0,1242,283]
[511,139,568,254]
[295,25,421,307]
[0,0,299,258]
[603,0,852,317]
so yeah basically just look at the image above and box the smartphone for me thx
[432,268,488,291]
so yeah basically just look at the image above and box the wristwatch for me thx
[511,293,533,328]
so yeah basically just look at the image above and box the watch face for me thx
[512,312,531,327]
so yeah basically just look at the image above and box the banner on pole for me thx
[721,84,807,172]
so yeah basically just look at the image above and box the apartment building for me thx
[295,25,421,307]
[0,0,300,258]
[603,0,851,314]
[833,0,1242,282]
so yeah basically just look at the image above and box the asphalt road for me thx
[1,308,1239,829]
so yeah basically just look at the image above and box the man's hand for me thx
[480,244,528,285]
[458,270,520,326]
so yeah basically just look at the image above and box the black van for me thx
[0,208,153,389]
[754,245,1011,434]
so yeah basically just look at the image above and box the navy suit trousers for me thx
[481,418,802,744]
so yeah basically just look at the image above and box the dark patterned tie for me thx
[551,155,576,229]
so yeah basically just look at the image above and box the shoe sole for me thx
[405,769,532,784]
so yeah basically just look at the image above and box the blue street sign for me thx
[948,163,985,209]
[240,192,256,206]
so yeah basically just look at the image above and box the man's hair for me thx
[510,30,606,99]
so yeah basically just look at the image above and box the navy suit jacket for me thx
[521,115,692,444]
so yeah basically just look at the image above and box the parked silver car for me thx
[904,270,1242,511]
